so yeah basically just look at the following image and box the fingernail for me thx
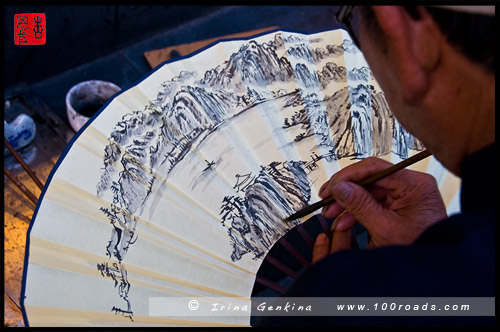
[333,182,353,201]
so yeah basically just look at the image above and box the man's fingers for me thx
[367,239,380,249]
[330,181,389,231]
[322,202,344,219]
[334,213,357,232]
[330,157,393,183]
[318,158,391,199]
[312,233,331,264]
[318,181,330,198]
[331,229,352,253]
[312,222,354,264]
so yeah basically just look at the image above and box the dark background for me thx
[4,6,223,86]
[4,5,342,126]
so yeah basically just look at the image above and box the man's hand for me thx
[312,156,447,262]
[312,214,353,264]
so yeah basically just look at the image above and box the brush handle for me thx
[285,149,432,221]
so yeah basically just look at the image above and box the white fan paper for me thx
[21,29,461,327]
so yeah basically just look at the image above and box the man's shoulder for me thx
[416,208,494,246]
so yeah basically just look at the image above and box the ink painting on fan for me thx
[22,29,461,327]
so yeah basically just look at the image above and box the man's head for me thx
[349,6,495,176]
[358,6,495,72]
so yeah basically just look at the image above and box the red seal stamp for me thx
[14,13,46,45]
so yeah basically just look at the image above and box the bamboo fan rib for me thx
[22,29,461,327]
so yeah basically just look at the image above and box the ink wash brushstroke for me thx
[94,30,424,319]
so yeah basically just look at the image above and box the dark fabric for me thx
[254,144,495,327]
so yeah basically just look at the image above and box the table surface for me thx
[4,86,75,327]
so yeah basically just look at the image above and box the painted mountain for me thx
[221,160,311,262]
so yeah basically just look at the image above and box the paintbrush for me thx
[284,149,432,222]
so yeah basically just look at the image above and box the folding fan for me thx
[21,29,461,327]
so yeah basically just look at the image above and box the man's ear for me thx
[370,6,442,105]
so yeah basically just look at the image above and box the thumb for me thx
[330,181,387,230]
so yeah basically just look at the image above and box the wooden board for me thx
[144,26,279,69]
